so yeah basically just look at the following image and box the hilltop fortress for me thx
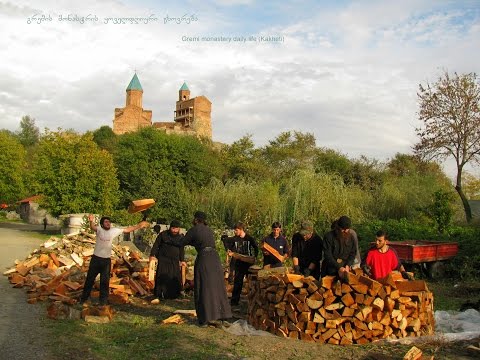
[113,74,212,139]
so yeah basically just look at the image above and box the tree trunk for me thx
[455,165,472,223]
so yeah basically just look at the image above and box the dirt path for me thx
[0,223,52,359]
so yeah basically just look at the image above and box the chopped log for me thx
[292,280,304,288]
[373,297,385,311]
[403,346,422,360]
[162,314,184,324]
[341,283,352,293]
[321,276,335,289]
[325,302,344,311]
[351,283,368,294]
[341,293,355,307]
[323,296,336,308]
[307,298,323,309]
[342,307,355,317]
[70,253,83,266]
[261,242,284,262]
[346,272,360,285]
[313,312,325,324]
[230,252,255,264]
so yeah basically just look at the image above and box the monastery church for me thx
[112,73,212,139]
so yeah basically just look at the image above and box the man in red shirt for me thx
[363,230,409,281]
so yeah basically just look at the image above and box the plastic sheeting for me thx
[435,309,480,341]
[223,320,275,336]
[387,309,480,345]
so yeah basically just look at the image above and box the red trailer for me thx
[388,240,459,278]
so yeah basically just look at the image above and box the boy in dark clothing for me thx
[261,222,289,268]
[226,222,258,306]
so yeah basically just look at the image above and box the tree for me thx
[16,115,40,147]
[113,127,223,223]
[414,71,480,222]
[0,130,27,203]
[221,134,268,181]
[261,131,317,178]
[31,130,119,216]
[92,125,117,153]
[463,171,480,200]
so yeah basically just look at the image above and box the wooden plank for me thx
[261,242,284,262]
[395,280,428,293]
[148,259,157,282]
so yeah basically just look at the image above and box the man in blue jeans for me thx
[79,214,149,305]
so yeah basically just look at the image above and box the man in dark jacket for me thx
[322,216,356,279]
[226,222,258,306]
[261,222,289,268]
[291,220,323,279]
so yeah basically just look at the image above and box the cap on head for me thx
[170,219,182,228]
[337,216,351,230]
[299,220,313,236]
[194,211,207,221]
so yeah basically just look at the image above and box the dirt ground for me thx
[1,222,479,360]
[0,223,53,359]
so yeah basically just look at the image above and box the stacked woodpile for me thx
[3,232,153,309]
[247,269,434,344]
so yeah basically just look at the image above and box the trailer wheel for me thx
[427,261,445,279]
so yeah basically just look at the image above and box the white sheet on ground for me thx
[223,319,275,336]
[387,309,480,344]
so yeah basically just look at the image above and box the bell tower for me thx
[179,81,190,101]
[126,73,143,107]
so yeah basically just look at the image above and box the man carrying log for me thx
[362,230,412,281]
[226,222,258,306]
[79,214,149,305]
[261,222,289,268]
[291,220,323,279]
[322,216,356,280]
[149,220,186,301]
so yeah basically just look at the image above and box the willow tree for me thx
[414,72,480,222]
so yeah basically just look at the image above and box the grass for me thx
[39,278,480,360]
[430,279,480,311]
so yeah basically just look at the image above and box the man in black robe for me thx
[291,220,323,279]
[322,215,357,280]
[163,211,232,326]
[149,220,185,300]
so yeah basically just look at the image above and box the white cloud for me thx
[0,0,479,179]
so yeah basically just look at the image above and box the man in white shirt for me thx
[79,214,149,305]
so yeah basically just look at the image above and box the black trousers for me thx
[80,255,111,304]
[231,260,251,305]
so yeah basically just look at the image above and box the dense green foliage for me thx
[31,131,119,216]
[0,130,27,203]
[113,127,222,224]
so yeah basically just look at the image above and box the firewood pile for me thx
[247,268,434,344]
[3,232,153,311]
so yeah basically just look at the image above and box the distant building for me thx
[17,195,59,225]
[112,74,212,139]
[113,74,153,135]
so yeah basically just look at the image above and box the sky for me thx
[0,0,479,176]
